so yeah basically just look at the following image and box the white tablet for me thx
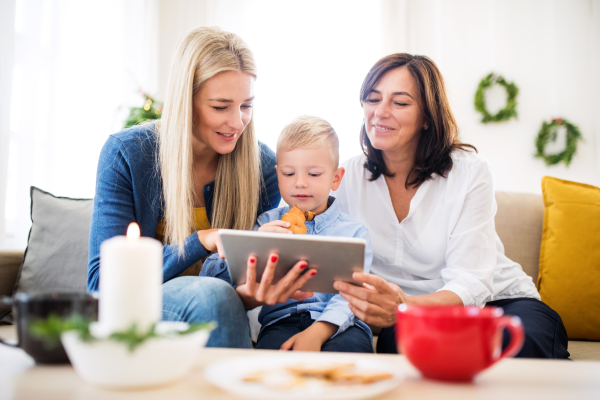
[218,229,366,294]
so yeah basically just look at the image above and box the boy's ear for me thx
[331,167,345,191]
[275,165,278,173]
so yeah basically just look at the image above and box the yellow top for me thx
[155,207,211,243]
[193,207,211,231]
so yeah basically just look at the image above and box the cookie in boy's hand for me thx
[281,205,315,234]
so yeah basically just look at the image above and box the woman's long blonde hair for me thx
[157,27,260,255]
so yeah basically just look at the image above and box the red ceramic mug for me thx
[396,304,524,382]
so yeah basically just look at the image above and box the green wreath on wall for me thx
[474,73,519,123]
[534,118,582,167]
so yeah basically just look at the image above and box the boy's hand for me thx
[280,322,338,352]
[258,220,293,234]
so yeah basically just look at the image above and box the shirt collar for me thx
[306,196,339,234]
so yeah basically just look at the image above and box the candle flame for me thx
[127,222,140,239]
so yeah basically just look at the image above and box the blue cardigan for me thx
[87,124,280,292]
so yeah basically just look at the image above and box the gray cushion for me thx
[13,187,93,294]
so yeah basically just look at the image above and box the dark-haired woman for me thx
[333,54,569,358]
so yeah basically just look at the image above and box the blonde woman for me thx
[87,27,315,348]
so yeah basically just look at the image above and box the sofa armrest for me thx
[0,251,24,298]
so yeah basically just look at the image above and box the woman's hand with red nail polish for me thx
[236,253,316,309]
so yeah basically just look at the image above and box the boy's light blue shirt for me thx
[202,196,373,338]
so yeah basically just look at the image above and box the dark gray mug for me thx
[0,292,98,364]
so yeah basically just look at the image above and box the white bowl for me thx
[61,321,210,389]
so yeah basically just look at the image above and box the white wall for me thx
[155,0,600,194]
[156,0,215,101]
[394,0,600,193]
[156,0,385,164]
[2,0,599,249]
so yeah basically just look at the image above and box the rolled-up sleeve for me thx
[316,295,356,337]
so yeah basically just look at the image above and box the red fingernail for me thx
[250,258,255,264]
[271,256,278,262]
[311,271,317,276]
[300,263,307,269]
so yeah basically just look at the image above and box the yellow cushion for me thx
[538,176,600,340]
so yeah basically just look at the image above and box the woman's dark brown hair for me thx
[360,53,475,187]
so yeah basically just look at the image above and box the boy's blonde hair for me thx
[277,116,339,167]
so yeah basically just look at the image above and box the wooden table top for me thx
[1,344,599,400]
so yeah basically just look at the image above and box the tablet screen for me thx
[218,229,365,293]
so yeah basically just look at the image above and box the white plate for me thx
[204,352,404,400]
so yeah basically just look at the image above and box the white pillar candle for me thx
[99,223,163,334]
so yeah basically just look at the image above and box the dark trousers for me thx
[376,297,570,359]
[255,311,374,353]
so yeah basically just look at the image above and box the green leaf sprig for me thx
[30,314,93,350]
[108,323,159,352]
[30,314,215,353]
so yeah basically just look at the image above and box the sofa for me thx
[1,191,599,360]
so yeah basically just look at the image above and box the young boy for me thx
[203,116,373,352]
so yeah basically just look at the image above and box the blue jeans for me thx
[162,276,252,348]
[255,311,374,353]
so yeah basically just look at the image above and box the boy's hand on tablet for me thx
[280,322,337,351]
[257,220,293,234]
[235,252,317,310]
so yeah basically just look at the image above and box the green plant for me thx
[123,94,162,128]
[30,314,215,353]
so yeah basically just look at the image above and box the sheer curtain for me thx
[1,0,159,249]
[0,0,16,250]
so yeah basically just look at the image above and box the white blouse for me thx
[333,150,540,306]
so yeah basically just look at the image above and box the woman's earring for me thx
[423,125,429,131]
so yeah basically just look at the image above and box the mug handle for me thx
[0,336,19,348]
[0,296,18,348]
[497,315,525,360]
